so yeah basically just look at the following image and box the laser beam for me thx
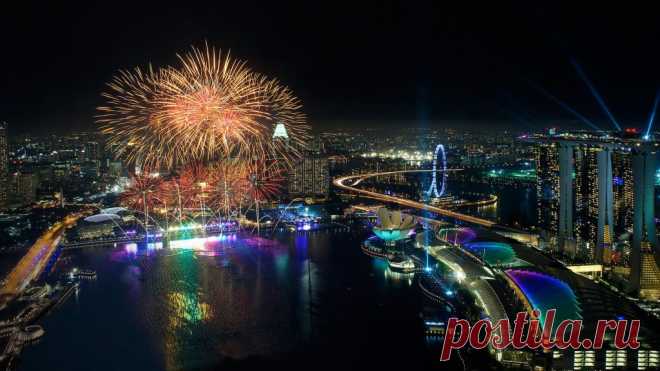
[499,107,535,131]
[528,80,605,133]
[570,59,622,131]
[645,89,660,140]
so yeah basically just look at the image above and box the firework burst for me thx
[205,160,247,214]
[243,160,285,203]
[97,44,310,170]
[175,162,212,210]
[119,172,164,213]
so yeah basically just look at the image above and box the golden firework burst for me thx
[97,43,310,170]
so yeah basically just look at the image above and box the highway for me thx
[0,213,82,301]
[333,171,497,228]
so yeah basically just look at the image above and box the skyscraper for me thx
[84,141,100,161]
[538,139,626,261]
[596,147,614,263]
[9,171,38,206]
[612,149,634,234]
[0,122,8,210]
[574,145,600,253]
[535,142,559,246]
[630,142,660,299]
[558,142,574,251]
[288,156,329,198]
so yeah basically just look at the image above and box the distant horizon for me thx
[3,117,651,137]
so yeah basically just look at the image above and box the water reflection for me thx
[20,229,434,371]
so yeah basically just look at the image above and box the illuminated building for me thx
[272,123,289,141]
[0,122,7,210]
[565,348,660,370]
[596,146,614,263]
[558,142,575,251]
[630,142,660,299]
[288,156,329,198]
[574,145,600,254]
[9,171,38,206]
[535,142,559,246]
[612,149,634,233]
[84,141,100,161]
[573,144,614,262]
[535,137,630,261]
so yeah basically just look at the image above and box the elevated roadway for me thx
[1,213,83,303]
[333,170,497,228]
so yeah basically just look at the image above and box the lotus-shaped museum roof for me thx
[376,208,416,230]
[373,208,416,242]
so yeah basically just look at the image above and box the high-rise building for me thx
[0,122,8,210]
[630,143,660,299]
[558,142,574,251]
[84,141,100,161]
[612,149,634,234]
[535,142,560,246]
[288,156,329,198]
[9,171,38,206]
[572,144,616,262]
[596,147,614,263]
[538,139,630,261]
[574,145,600,253]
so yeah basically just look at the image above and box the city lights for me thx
[2,6,660,370]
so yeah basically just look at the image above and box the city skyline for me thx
[2,4,660,370]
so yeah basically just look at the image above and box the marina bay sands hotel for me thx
[532,131,660,299]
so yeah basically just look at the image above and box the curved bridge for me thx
[333,170,497,228]
[1,213,83,304]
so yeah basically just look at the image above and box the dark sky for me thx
[2,2,660,134]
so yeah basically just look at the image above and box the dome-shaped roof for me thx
[100,207,128,215]
[84,213,122,223]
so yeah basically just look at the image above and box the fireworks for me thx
[98,44,310,170]
[176,162,211,207]
[243,160,285,203]
[119,172,164,213]
[103,46,297,230]
[118,159,285,234]
[205,160,248,214]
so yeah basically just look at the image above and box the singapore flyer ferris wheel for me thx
[426,144,447,198]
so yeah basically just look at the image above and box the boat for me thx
[70,268,97,280]
[387,255,416,273]
[361,239,388,259]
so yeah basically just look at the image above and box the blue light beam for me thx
[528,80,605,133]
[499,106,535,130]
[570,59,621,132]
[645,89,660,140]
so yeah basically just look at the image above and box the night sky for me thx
[2,2,660,134]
